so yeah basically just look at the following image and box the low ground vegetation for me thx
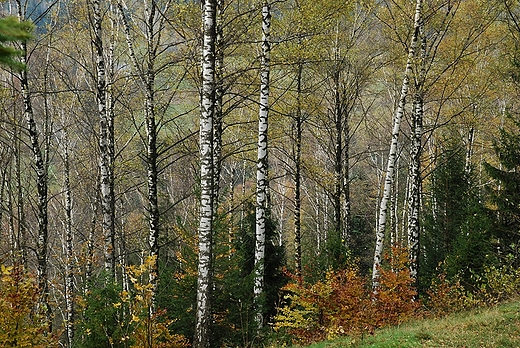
[270,247,520,347]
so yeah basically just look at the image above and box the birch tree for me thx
[90,0,115,277]
[115,0,171,312]
[372,0,423,289]
[254,0,271,330]
[15,0,51,323]
[195,0,217,346]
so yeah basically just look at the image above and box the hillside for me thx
[299,300,520,348]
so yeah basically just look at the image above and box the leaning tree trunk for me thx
[254,0,271,331]
[372,0,423,289]
[194,0,217,347]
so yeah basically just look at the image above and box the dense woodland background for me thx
[2,0,520,347]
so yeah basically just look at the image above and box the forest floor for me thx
[290,299,520,347]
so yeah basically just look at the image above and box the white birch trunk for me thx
[408,19,426,282]
[116,0,161,308]
[372,0,423,289]
[62,132,75,347]
[195,0,217,346]
[254,0,271,330]
[293,62,303,280]
[92,0,115,277]
[407,94,423,281]
[16,0,50,324]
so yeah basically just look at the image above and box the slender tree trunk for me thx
[62,132,75,347]
[213,0,224,210]
[254,0,271,331]
[465,126,475,176]
[372,0,423,289]
[342,111,351,247]
[293,62,303,281]
[92,0,115,277]
[85,198,97,294]
[17,0,50,322]
[408,20,426,283]
[144,0,160,313]
[116,0,160,308]
[407,93,423,281]
[333,69,343,243]
[194,0,217,346]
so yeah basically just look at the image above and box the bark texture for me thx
[92,0,116,277]
[194,0,217,346]
[372,0,423,289]
[254,0,271,330]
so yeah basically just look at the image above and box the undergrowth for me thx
[270,247,520,347]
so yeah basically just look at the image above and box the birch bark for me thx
[407,93,423,281]
[194,0,217,346]
[408,12,426,283]
[92,0,115,277]
[372,0,423,289]
[62,130,75,347]
[293,62,303,280]
[254,0,271,330]
[16,0,50,323]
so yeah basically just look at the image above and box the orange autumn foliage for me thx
[273,247,420,345]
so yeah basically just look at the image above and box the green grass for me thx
[291,300,520,348]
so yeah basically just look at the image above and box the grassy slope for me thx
[301,300,520,348]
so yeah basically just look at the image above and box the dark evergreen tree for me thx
[484,116,520,266]
[421,139,491,289]
[0,16,32,70]
[212,203,286,345]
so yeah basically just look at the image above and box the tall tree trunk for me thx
[372,0,423,289]
[213,0,224,210]
[408,20,426,283]
[293,62,303,281]
[407,93,423,282]
[92,0,115,277]
[62,131,75,347]
[194,0,217,346]
[254,0,271,331]
[16,0,50,323]
[333,68,343,244]
[144,0,160,314]
[342,110,351,247]
[117,0,165,310]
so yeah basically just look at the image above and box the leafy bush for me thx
[426,272,475,316]
[373,246,420,327]
[75,257,188,348]
[0,264,59,347]
[273,247,420,345]
[473,264,520,305]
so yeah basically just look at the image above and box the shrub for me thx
[426,272,474,316]
[75,257,188,348]
[0,264,59,347]
[273,248,420,344]
[373,246,420,327]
